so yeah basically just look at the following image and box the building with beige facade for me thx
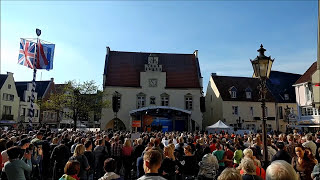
[15,82,40,125]
[293,62,320,131]
[204,70,300,133]
[16,78,57,127]
[0,72,20,126]
[101,47,203,131]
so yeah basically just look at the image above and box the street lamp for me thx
[284,105,291,133]
[112,91,120,130]
[250,44,274,168]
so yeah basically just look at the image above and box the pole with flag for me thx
[18,29,55,130]
[28,29,41,129]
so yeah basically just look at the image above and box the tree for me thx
[39,80,109,131]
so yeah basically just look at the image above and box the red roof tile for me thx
[104,51,202,88]
[294,62,317,84]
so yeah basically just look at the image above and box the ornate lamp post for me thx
[112,91,120,130]
[284,105,291,133]
[250,44,274,168]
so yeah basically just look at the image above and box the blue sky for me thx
[1,1,318,91]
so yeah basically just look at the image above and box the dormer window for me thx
[245,87,252,99]
[229,86,237,98]
[284,94,289,100]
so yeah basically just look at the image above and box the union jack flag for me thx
[18,39,36,69]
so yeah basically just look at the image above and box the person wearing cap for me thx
[271,142,291,164]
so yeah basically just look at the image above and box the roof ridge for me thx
[212,75,255,79]
[271,70,302,76]
[110,50,194,56]
[294,61,317,84]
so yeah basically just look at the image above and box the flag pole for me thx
[28,29,41,130]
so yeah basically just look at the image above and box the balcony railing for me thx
[2,114,14,120]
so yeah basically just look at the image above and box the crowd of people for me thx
[1,125,320,180]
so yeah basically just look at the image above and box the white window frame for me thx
[137,93,146,109]
[284,94,289,100]
[231,91,237,98]
[246,92,252,99]
[3,106,12,115]
[161,93,169,106]
[185,94,193,110]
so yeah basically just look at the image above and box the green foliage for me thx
[38,80,110,130]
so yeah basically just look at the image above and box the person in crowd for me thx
[122,138,133,179]
[304,146,318,164]
[266,160,298,180]
[198,146,219,180]
[50,138,59,153]
[292,144,316,180]
[240,149,265,180]
[94,138,109,179]
[217,168,242,180]
[181,145,197,179]
[271,142,291,164]
[233,144,243,167]
[213,143,226,175]
[303,134,317,157]
[240,158,263,180]
[70,144,90,180]
[175,136,186,158]
[137,149,166,180]
[4,146,32,180]
[286,134,297,158]
[51,138,71,180]
[133,138,145,165]
[99,158,122,180]
[84,140,95,180]
[159,146,177,180]
[59,160,81,180]
[262,138,277,163]
[111,136,123,175]
[71,137,81,154]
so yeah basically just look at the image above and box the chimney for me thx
[194,50,198,58]
[51,78,54,82]
[211,73,217,76]
[106,46,110,55]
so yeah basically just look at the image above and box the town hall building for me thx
[101,47,203,132]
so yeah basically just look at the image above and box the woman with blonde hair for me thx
[122,138,133,179]
[159,146,177,180]
[70,144,90,180]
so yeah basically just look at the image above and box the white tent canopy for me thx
[207,120,232,129]
[206,120,233,133]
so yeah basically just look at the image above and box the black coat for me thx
[271,150,292,164]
